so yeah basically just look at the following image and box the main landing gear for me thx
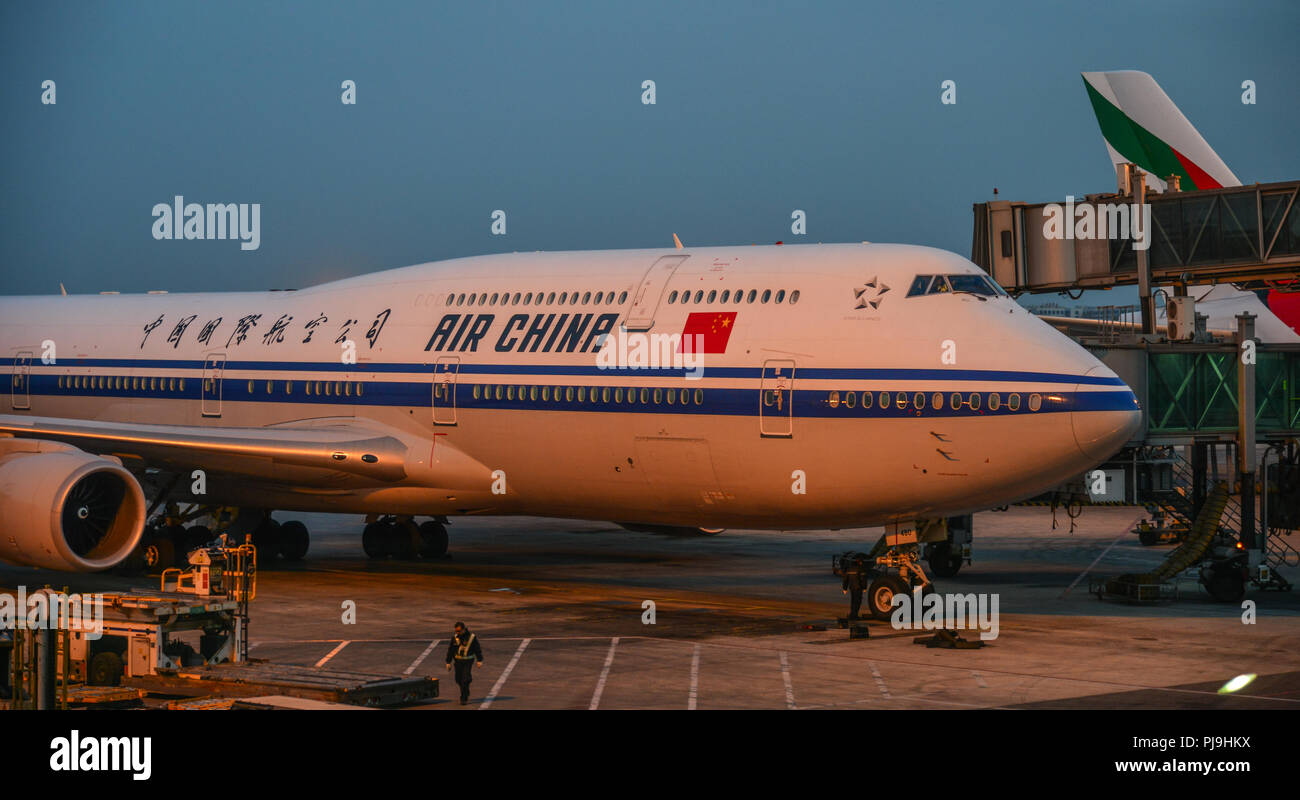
[122,506,312,574]
[362,516,449,560]
[249,515,312,563]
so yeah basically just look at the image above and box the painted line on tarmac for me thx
[589,637,620,710]
[780,651,796,709]
[687,643,701,710]
[314,640,350,668]
[404,639,441,675]
[869,661,892,699]
[797,693,994,710]
[481,638,530,709]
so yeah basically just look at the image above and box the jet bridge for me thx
[972,165,1300,600]
[972,176,1300,294]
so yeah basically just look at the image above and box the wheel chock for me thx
[912,629,984,649]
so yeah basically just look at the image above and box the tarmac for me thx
[3,505,1299,709]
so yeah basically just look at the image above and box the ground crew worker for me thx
[842,568,865,620]
[445,621,483,705]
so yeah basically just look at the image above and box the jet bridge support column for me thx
[1130,168,1157,335]
[1237,314,1258,556]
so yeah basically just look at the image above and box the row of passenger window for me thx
[58,374,186,392]
[469,383,705,407]
[447,286,802,309]
[54,374,366,399]
[449,290,629,308]
[668,288,799,305]
[826,390,1043,412]
[243,379,365,397]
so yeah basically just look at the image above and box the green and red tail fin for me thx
[1082,70,1239,192]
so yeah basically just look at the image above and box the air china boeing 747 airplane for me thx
[0,242,1142,579]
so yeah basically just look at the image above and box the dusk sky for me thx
[2,0,1296,297]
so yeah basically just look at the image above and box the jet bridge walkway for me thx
[973,179,1300,293]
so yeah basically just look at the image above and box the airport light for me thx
[1217,673,1257,694]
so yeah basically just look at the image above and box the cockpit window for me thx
[948,274,998,295]
[907,273,1006,298]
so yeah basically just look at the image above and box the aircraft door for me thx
[760,359,795,437]
[433,356,459,425]
[625,255,688,331]
[10,351,32,410]
[201,354,225,417]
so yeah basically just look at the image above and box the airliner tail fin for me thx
[1081,70,1240,191]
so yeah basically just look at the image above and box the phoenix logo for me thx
[853,277,891,310]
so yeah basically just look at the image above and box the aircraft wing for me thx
[0,414,485,489]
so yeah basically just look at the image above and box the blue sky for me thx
[2,0,1296,296]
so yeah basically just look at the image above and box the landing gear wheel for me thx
[279,520,310,561]
[1138,528,1160,547]
[1204,565,1246,603]
[927,543,963,578]
[158,523,189,567]
[362,521,390,559]
[89,652,124,687]
[418,521,449,558]
[184,525,212,553]
[252,518,283,560]
[389,520,419,559]
[867,574,909,620]
[141,535,174,573]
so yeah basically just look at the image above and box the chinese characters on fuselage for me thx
[138,308,394,351]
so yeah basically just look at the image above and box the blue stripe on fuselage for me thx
[1,356,1127,386]
[14,372,1138,418]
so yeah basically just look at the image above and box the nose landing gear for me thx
[835,545,934,621]
[834,516,972,621]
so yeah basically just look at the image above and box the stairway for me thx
[1143,447,1242,541]
[1148,482,1229,582]
[1142,446,1295,588]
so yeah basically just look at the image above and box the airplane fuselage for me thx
[1,243,1141,530]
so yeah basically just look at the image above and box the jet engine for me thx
[0,441,146,571]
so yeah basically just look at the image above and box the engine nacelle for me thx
[0,441,146,571]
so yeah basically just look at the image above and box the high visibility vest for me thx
[454,633,476,661]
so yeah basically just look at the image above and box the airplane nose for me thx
[1071,366,1143,462]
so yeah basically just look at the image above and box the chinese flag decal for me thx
[682,311,737,354]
